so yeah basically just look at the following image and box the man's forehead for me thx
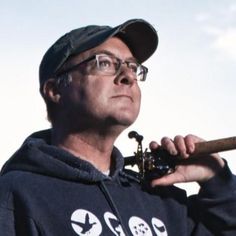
[68,37,135,64]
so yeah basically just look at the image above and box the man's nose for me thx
[114,66,136,85]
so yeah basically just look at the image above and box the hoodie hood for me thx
[1,129,125,183]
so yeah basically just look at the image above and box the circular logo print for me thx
[104,212,125,236]
[152,218,168,236]
[128,216,152,236]
[71,209,102,235]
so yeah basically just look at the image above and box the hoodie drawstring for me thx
[98,181,130,235]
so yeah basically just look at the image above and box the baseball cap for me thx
[39,19,158,94]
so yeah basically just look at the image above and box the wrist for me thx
[197,156,225,184]
[198,159,233,193]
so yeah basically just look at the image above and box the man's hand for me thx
[150,134,225,186]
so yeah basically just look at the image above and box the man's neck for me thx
[51,128,121,173]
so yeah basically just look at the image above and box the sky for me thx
[1,0,236,194]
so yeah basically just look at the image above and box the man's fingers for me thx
[149,141,159,150]
[174,135,189,158]
[161,137,178,156]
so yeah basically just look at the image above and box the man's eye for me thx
[99,59,112,68]
[128,63,138,73]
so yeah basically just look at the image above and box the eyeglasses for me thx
[57,53,148,81]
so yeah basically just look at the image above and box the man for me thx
[0,19,235,235]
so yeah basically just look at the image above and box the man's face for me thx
[59,37,142,129]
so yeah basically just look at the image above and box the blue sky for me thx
[1,0,236,194]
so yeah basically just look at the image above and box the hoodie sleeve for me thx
[0,207,40,236]
[0,208,15,236]
[188,162,236,235]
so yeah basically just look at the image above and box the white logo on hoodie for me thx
[104,212,125,236]
[129,216,152,236]
[152,218,168,236]
[71,209,102,235]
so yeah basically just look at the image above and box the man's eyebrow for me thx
[92,49,138,62]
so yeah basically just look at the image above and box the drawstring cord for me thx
[98,181,130,235]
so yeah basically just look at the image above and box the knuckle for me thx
[161,136,172,145]
[184,134,194,143]
[185,134,205,143]
[174,135,184,144]
[185,134,194,139]
[149,141,158,149]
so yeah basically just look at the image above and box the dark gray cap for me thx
[39,19,158,93]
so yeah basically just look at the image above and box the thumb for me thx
[151,172,184,187]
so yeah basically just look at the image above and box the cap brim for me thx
[113,19,158,63]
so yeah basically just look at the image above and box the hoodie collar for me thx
[1,129,125,183]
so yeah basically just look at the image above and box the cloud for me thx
[211,28,236,59]
[195,3,236,60]
[195,13,211,23]
[228,4,236,14]
[201,26,236,60]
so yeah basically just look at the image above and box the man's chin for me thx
[105,115,137,128]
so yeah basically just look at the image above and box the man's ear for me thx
[42,79,61,103]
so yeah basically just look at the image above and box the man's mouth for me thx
[111,95,133,102]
